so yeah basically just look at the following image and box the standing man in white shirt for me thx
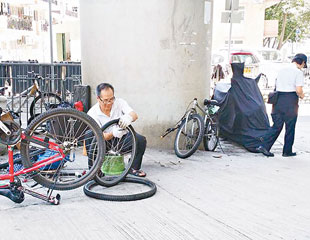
[88,83,147,177]
[263,53,307,157]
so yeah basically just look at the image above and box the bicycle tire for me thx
[93,119,137,187]
[20,108,104,191]
[29,92,62,118]
[203,119,219,151]
[83,177,157,201]
[174,113,204,159]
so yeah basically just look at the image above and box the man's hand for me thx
[119,114,133,129]
[296,86,304,99]
[300,93,305,99]
[112,126,126,138]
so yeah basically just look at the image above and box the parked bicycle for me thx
[30,73,82,118]
[0,107,104,204]
[161,98,220,158]
[2,71,62,119]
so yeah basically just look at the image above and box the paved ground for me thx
[0,105,310,240]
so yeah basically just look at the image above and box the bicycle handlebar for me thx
[160,127,178,139]
[203,99,219,106]
[27,71,43,80]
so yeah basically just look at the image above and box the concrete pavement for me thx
[0,106,310,240]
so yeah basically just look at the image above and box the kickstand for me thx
[217,138,226,155]
[45,158,67,203]
[18,160,65,205]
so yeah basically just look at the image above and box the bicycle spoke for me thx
[49,119,63,144]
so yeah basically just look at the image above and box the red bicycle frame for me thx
[0,132,65,184]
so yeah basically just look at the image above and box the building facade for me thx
[212,0,280,51]
[0,0,80,62]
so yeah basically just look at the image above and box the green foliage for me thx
[265,0,310,47]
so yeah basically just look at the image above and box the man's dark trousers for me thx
[264,92,299,154]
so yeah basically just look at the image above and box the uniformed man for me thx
[263,53,307,157]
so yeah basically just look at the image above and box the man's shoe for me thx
[256,146,274,157]
[282,152,297,157]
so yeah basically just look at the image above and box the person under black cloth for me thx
[87,83,147,177]
[261,53,306,157]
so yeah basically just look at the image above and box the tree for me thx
[265,0,310,50]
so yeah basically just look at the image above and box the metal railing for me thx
[0,61,81,94]
[0,61,82,127]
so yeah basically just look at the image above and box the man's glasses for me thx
[99,96,115,104]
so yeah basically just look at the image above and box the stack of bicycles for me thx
[0,105,156,204]
[0,106,105,204]
[161,98,220,158]
[1,71,81,126]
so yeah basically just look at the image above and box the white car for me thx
[255,48,291,89]
[211,49,260,81]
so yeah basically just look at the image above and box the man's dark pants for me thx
[264,92,299,154]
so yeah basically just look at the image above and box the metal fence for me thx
[0,61,82,127]
[0,61,81,94]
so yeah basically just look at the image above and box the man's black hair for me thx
[96,83,114,96]
[292,58,304,65]
[292,53,307,68]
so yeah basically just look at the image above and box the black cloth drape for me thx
[217,63,271,152]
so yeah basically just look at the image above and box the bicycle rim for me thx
[20,108,104,190]
[83,177,157,201]
[174,113,204,158]
[94,119,137,187]
[30,93,62,117]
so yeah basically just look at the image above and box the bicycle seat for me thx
[203,99,219,106]
[0,187,25,203]
[0,86,7,93]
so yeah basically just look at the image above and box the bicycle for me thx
[29,74,83,124]
[0,107,104,204]
[161,98,220,158]
[3,72,62,119]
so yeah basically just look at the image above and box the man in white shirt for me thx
[88,83,147,177]
[263,53,306,157]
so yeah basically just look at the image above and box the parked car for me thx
[211,48,294,89]
[255,48,291,89]
[211,49,261,85]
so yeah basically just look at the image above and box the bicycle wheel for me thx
[174,113,204,158]
[203,119,219,151]
[20,108,104,190]
[93,119,137,187]
[29,93,62,118]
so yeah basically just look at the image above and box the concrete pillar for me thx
[80,0,213,148]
